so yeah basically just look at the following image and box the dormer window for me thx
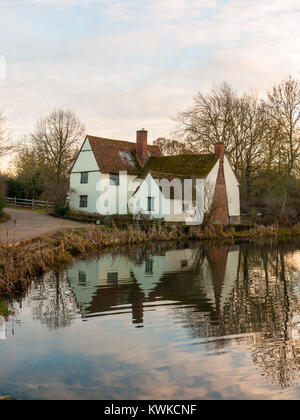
[110,173,120,186]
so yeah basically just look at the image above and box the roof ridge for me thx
[151,153,216,158]
[87,134,160,149]
[87,135,136,146]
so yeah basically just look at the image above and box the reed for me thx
[0,298,11,318]
[0,222,300,297]
[0,242,72,296]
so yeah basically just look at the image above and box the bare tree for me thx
[153,137,198,156]
[0,113,13,158]
[176,82,236,155]
[175,83,267,196]
[31,109,85,206]
[232,93,268,196]
[13,143,46,199]
[264,76,300,217]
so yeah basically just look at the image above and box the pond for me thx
[1,240,300,400]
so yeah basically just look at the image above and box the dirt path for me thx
[0,208,87,244]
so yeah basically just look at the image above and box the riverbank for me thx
[1,223,300,297]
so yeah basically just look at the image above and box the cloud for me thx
[1,0,300,170]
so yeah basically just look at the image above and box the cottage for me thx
[68,130,240,224]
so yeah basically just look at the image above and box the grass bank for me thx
[0,212,10,224]
[1,223,300,297]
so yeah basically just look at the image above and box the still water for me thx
[1,241,300,400]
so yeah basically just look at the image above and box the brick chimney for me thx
[136,129,149,167]
[211,142,229,224]
[215,143,225,161]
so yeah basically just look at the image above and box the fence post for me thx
[46,200,49,213]
[14,197,16,208]
[32,198,35,210]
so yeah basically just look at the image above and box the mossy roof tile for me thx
[85,136,218,178]
[140,154,218,179]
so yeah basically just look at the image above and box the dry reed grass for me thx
[1,222,300,297]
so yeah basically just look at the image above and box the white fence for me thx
[6,197,54,211]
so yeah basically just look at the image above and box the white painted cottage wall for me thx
[72,139,99,172]
[129,173,164,218]
[98,173,138,215]
[70,137,139,215]
[129,174,193,222]
[69,171,101,213]
[70,172,138,215]
[204,160,219,212]
[130,174,213,224]
[224,156,240,217]
[69,139,101,213]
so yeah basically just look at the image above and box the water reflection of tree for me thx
[30,270,78,329]
[176,242,300,390]
[244,247,300,390]
[40,240,300,390]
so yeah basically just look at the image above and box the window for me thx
[170,186,175,199]
[145,260,153,274]
[109,173,119,186]
[79,195,88,208]
[78,271,87,285]
[181,260,188,268]
[107,272,118,285]
[147,197,154,211]
[80,172,89,184]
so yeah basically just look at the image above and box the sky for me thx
[1,0,300,170]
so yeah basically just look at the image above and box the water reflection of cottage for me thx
[67,245,240,326]
[0,316,6,340]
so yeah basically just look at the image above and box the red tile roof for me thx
[87,135,161,174]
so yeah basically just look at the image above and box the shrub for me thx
[0,299,11,318]
[55,204,71,218]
